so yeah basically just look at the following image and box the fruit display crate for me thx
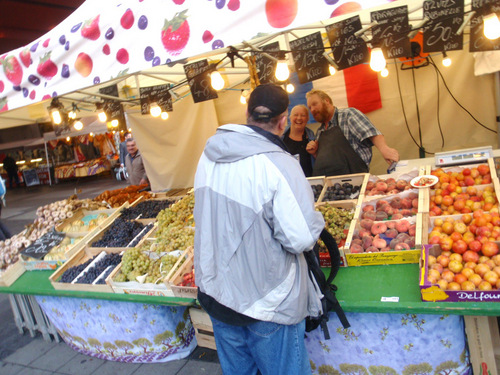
[56,207,122,235]
[307,176,325,204]
[167,247,197,299]
[364,167,423,199]
[49,246,123,293]
[316,173,369,205]
[359,189,420,221]
[189,307,216,350]
[344,214,423,267]
[419,244,500,302]
[0,261,26,287]
[107,246,191,297]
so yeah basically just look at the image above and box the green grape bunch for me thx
[316,203,354,244]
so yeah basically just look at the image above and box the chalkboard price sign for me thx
[289,32,331,84]
[422,0,464,53]
[22,169,40,187]
[139,84,173,115]
[253,42,280,84]
[99,84,125,124]
[371,5,411,59]
[326,15,369,70]
[21,229,65,260]
[469,0,500,52]
[184,60,218,103]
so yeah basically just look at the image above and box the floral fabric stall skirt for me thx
[36,296,197,363]
[305,311,471,375]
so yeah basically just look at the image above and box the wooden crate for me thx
[464,315,500,375]
[189,307,216,350]
[167,248,197,298]
[49,246,122,293]
[87,218,156,251]
[317,173,369,204]
[0,261,26,287]
[307,176,325,204]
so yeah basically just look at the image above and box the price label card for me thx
[21,229,65,260]
[371,5,412,59]
[423,0,464,53]
[184,59,218,103]
[326,15,369,70]
[139,84,173,115]
[381,296,400,302]
[289,32,331,84]
[99,84,125,124]
[469,0,500,52]
[253,41,280,85]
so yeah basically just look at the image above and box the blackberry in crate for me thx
[323,182,360,201]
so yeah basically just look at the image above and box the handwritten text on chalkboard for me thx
[184,60,218,103]
[371,5,411,59]
[139,84,173,115]
[326,15,369,70]
[289,32,330,84]
[469,0,500,52]
[423,0,464,52]
[253,42,280,84]
[21,229,65,260]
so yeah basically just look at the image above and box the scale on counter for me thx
[434,146,492,167]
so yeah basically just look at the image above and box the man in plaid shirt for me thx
[305,89,399,177]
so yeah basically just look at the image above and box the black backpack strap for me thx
[320,229,350,329]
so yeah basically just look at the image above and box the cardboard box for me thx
[49,246,122,293]
[0,261,26,287]
[189,307,216,350]
[464,315,500,375]
[419,244,500,302]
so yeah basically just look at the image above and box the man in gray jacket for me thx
[124,138,148,186]
[194,84,325,375]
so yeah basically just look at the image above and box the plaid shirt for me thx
[316,107,381,167]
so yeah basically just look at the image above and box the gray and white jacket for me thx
[194,124,325,325]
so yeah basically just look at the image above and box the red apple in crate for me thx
[452,240,468,254]
[481,241,499,257]
[462,250,480,263]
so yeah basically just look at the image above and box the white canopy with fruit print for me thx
[0,0,395,115]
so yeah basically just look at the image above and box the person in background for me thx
[124,138,148,186]
[305,89,399,177]
[2,155,20,188]
[194,84,325,375]
[119,132,133,168]
[281,104,316,177]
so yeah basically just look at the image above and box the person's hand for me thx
[306,140,318,157]
[380,146,400,165]
[120,163,124,168]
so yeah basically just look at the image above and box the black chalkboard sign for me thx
[99,84,125,124]
[184,60,218,103]
[469,0,500,52]
[253,42,280,84]
[371,5,411,59]
[22,169,40,187]
[289,32,331,84]
[139,84,173,115]
[423,0,464,52]
[326,15,369,70]
[21,229,65,260]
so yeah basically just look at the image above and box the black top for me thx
[283,134,313,177]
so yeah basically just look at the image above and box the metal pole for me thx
[44,141,52,186]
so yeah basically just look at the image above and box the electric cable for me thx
[411,63,424,150]
[432,58,446,149]
[428,55,497,134]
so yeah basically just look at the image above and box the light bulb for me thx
[98,111,107,122]
[442,53,451,67]
[286,83,295,93]
[90,132,94,136]
[275,60,290,81]
[161,111,169,120]
[66,137,70,141]
[51,109,62,125]
[240,95,246,104]
[210,70,225,90]
[73,120,83,131]
[381,68,389,77]
[128,128,132,132]
[68,110,76,119]
[483,13,500,40]
[111,119,119,127]
[150,103,161,117]
[329,65,336,75]
[370,48,386,72]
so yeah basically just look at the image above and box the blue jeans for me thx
[210,316,311,375]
